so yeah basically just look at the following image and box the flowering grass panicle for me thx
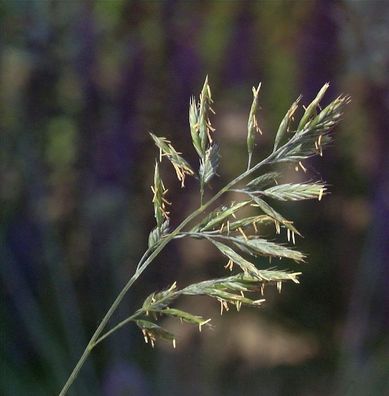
[59,78,349,396]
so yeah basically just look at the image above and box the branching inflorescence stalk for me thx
[59,79,349,395]
[59,151,275,395]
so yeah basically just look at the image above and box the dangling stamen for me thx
[238,227,248,240]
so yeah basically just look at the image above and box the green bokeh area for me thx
[2,1,388,395]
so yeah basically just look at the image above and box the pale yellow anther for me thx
[299,161,307,173]
[199,318,211,332]
[206,127,213,143]
[238,227,248,240]
[162,197,171,205]
[224,259,234,271]
[275,221,281,234]
[142,330,148,344]
[169,281,177,292]
[219,299,224,315]
[253,221,258,233]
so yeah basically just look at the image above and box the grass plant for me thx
[59,78,349,395]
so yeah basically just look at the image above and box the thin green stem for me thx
[247,153,252,172]
[58,86,346,395]
[136,248,152,271]
[58,347,92,396]
[200,180,204,206]
[59,207,206,395]
[93,311,141,347]
[94,289,182,347]
[58,268,141,396]
[59,150,276,396]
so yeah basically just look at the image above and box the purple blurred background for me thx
[2,1,389,395]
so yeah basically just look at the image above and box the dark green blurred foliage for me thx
[2,1,388,395]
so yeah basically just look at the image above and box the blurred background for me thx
[2,1,389,395]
